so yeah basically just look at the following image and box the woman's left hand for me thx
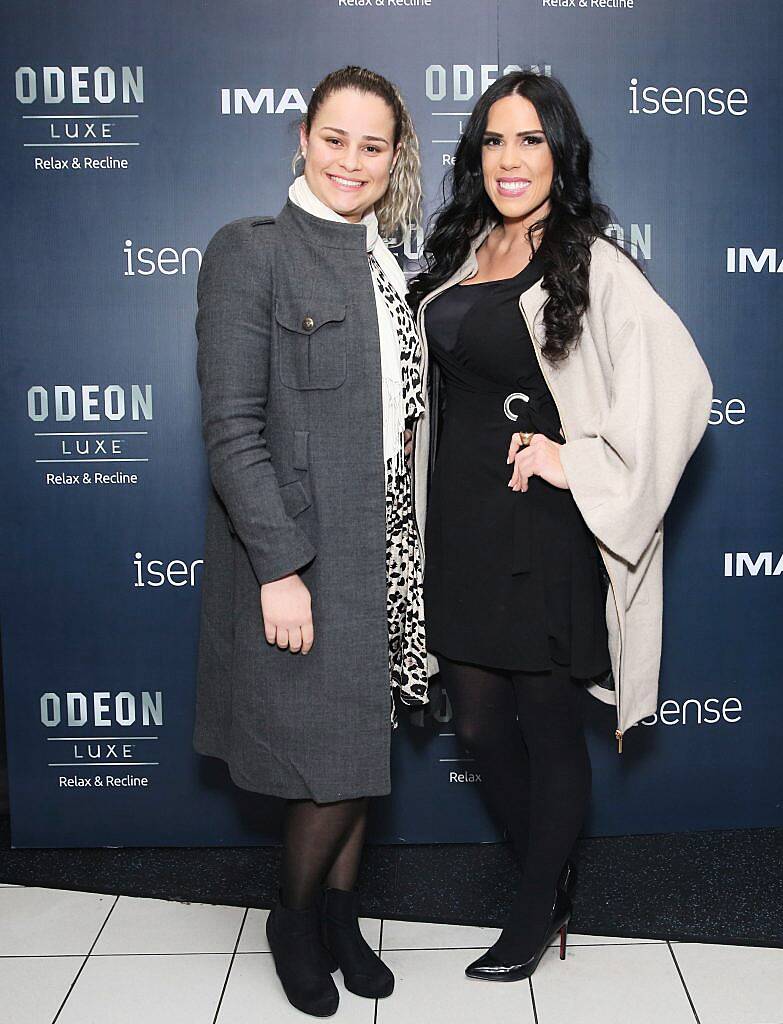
[507,432,569,491]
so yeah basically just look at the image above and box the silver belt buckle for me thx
[503,392,530,421]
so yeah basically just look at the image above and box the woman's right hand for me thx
[260,574,314,654]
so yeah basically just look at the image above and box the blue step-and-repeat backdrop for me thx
[2,0,781,847]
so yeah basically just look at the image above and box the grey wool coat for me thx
[192,200,411,803]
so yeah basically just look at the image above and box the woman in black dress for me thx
[409,79,609,981]
[408,71,712,982]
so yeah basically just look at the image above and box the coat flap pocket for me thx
[274,300,347,335]
[277,478,312,519]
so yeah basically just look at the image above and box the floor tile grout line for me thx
[372,940,665,952]
[50,893,121,1024]
[6,942,674,956]
[2,939,677,957]
[2,950,264,959]
[666,940,702,1024]
[0,954,85,960]
[212,906,249,1024]
[529,977,539,1024]
[373,919,383,1024]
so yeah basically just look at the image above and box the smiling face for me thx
[300,88,399,222]
[481,93,554,227]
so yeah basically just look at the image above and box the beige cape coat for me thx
[411,227,713,750]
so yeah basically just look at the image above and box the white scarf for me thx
[288,174,405,461]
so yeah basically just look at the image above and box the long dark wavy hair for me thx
[408,72,630,363]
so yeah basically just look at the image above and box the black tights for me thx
[437,654,592,961]
[281,796,369,910]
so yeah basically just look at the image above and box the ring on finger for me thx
[517,431,534,447]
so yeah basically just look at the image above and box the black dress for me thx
[423,253,611,678]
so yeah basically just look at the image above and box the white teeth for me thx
[330,175,363,188]
[497,181,530,195]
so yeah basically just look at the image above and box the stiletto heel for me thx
[465,889,572,982]
[559,921,568,960]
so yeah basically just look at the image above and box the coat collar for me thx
[277,197,370,252]
[287,174,379,251]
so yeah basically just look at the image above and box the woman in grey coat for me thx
[192,66,426,1016]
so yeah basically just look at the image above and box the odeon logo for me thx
[28,385,153,484]
[15,65,145,169]
[14,65,144,104]
[27,384,153,422]
[425,63,551,102]
[40,690,163,727]
[726,248,783,273]
[604,222,651,260]
[724,553,783,577]
[628,77,748,116]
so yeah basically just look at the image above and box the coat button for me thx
[302,315,315,331]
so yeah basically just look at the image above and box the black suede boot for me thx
[266,897,339,1017]
[321,888,395,998]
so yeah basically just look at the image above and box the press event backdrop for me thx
[1,0,781,848]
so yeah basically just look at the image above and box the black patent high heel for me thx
[557,857,578,899]
[465,888,572,982]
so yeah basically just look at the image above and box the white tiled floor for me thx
[1,881,781,1024]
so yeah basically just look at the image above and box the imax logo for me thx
[724,553,783,577]
[220,87,307,115]
[726,248,783,273]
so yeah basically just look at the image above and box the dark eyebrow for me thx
[483,129,545,138]
[321,126,390,144]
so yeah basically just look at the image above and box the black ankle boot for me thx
[321,888,394,998]
[266,898,339,1017]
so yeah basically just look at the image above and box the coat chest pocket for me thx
[274,300,347,390]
